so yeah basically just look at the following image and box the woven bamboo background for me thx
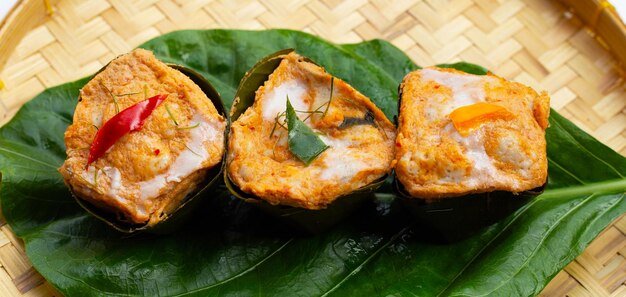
[0,0,625,296]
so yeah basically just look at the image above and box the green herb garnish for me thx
[301,101,329,122]
[269,111,288,139]
[286,96,328,165]
[295,109,323,114]
[322,77,334,117]
[164,99,198,130]
[115,92,141,97]
[302,77,334,122]
[165,104,179,126]
[184,143,201,157]
[176,123,200,130]
[100,81,120,114]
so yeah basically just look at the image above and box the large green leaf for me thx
[1,29,625,297]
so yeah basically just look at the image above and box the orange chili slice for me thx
[449,102,514,136]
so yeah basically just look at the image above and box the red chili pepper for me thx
[87,94,168,168]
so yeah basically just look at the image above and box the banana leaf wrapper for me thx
[395,179,546,242]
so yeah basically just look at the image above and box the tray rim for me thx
[0,1,625,296]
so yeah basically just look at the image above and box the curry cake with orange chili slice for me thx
[59,49,226,227]
[227,52,396,209]
[395,67,550,199]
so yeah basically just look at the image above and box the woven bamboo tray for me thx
[0,0,625,296]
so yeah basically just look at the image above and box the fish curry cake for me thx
[395,67,549,199]
[228,52,396,209]
[59,49,226,226]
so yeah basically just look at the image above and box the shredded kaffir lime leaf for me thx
[100,81,120,114]
[176,123,200,130]
[164,104,179,126]
[184,143,201,157]
[302,78,334,122]
[115,92,140,97]
[322,77,334,117]
[269,111,287,138]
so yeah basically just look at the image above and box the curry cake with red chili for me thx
[227,52,396,209]
[395,67,549,199]
[59,49,226,226]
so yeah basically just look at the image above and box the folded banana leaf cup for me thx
[394,179,546,242]
[225,176,380,234]
[69,63,228,234]
[224,49,388,234]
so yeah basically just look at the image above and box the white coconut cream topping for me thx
[139,113,220,200]
[78,163,148,218]
[420,68,493,119]
[79,112,222,219]
[496,135,532,178]
[445,124,517,188]
[262,79,309,121]
[318,136,371,182]
[102,166,122,197]
[103,166,150,217]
